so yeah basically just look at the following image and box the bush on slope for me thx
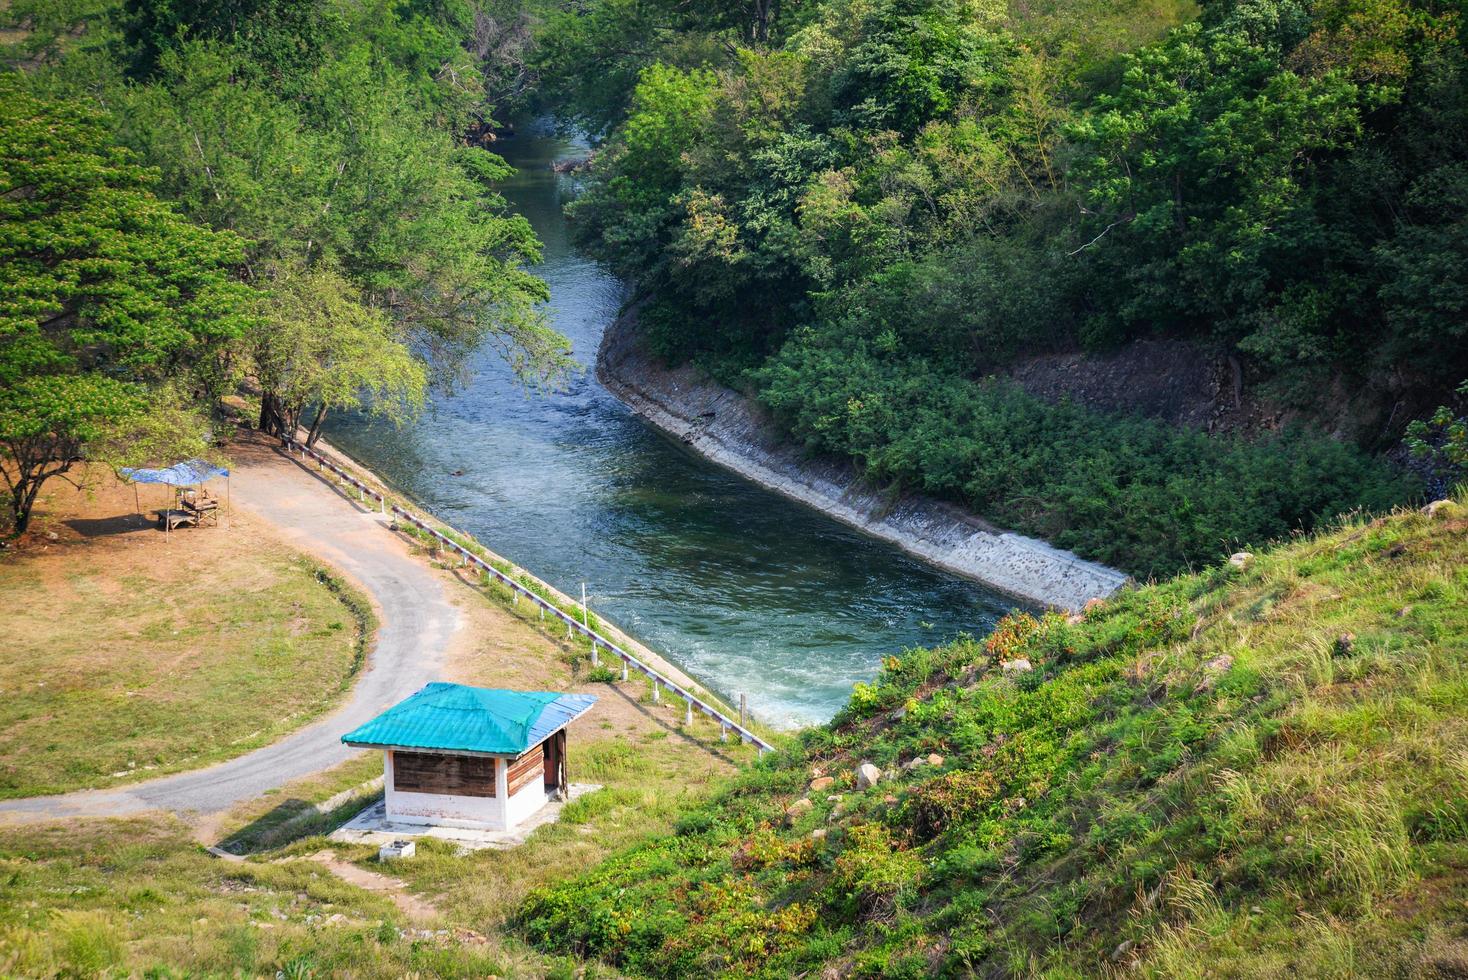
[520,494,1468,977]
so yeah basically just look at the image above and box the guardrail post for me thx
[651,679,660,703]
[740,693,747,727]
[720,722,729,743]
[590,641,599,667]
[620,660,628,682]
[684,700,692,726]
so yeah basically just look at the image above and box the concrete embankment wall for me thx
[596,311,1131,612]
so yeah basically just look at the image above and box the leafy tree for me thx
[107,27,570,391]
[567,63,720,280]
[118,0,340,82]
[1406,380,1468,496]
[0,83,252,534]
[250,264,428,446]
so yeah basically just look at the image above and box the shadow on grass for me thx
[64,514,158,537]
[216,787,383,856]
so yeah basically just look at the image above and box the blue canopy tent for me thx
[120,459,230,531]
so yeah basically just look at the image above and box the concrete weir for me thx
[596,312,1131,612]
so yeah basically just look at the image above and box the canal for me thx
[325,120,1017,727]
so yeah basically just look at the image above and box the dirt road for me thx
[0,438,458,822]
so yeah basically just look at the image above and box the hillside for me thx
[538,0,1468,576]
[520,493,1468,976]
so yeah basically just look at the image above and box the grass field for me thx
[0,470,371,798]
[0,704,752,977]
[518,493,1468,976]
[0,454,755,976]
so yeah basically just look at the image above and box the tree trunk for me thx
[305,404,328,448]
[4,455,71,537]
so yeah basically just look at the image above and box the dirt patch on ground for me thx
[307,849,441,925]
[1006,338,1269,434]
[1004,336,1439,445]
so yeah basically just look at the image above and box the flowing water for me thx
[325,121,1017,727]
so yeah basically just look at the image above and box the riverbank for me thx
[597,310,1130,611]
[299,432,755,729]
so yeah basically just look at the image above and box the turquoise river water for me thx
[325,122,1017,727]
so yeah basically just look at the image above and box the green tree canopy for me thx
[249,263,428,449]
[0,80,253,533]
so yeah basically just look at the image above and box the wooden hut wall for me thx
[507,743,545,795]
[392,751,497,797]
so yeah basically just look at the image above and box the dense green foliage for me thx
[521,497,1468,976]
[0,0,568,529]
[541,0,1459,573]
[0,80,252,533]
[760,358,1412,576]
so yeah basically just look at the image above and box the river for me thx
[325,120,1017,728]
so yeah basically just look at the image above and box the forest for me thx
[0,0,569,534]
[537,0,1468,575]
[1,0,1464,567]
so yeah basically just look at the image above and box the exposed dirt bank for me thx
[597,312,1130,611]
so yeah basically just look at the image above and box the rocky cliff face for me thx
[597,311,1130,611]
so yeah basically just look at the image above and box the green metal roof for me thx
[341,682,597,756]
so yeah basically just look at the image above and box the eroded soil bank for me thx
[596,311,1130,612]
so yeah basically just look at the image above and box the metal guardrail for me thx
[281,437,773,754]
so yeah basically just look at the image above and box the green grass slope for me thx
[520,494,1468,977]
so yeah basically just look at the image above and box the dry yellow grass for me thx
[0,467,368,798]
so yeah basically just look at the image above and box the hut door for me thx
[544,730,566,793]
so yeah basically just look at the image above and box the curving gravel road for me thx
[0,438,458,822]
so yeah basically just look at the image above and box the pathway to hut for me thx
[0,435,462,822]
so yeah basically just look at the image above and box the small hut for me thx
[342,683,597,832]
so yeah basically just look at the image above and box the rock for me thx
[1333,632,1356,657]
[856,762,881,790]
[902,757,926,771]
[810,776,835,792]
[1228,551,1253,568]
[882,794,899,806]
[927,753,944,766]
[44,531,58,541]
[1398,605,1413,618]
[890,707,907,722]
[784,799,813,824]
[810,828,827,840]
[1001,658,1033,674]
[1283,834,1295,844]
[1066,611,1085,625]
[826,794,843,803]
[1423,499,1457,519]
[1111,940,1134,961]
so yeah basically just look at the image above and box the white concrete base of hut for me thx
[329,782,603,852]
